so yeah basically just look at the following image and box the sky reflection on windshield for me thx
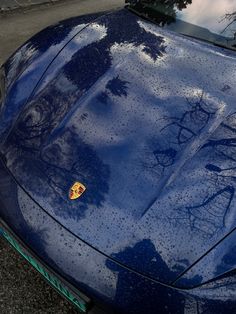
[178,0,236,38]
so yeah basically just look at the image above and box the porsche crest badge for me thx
[69,182,86,200]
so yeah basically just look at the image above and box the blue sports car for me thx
[1,0,236,313]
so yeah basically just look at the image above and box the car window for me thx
[127,0,236,51]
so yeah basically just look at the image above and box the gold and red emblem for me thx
[69,182,86,200]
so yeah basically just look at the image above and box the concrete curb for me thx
[0,0,62,13]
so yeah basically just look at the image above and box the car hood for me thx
[1,9,236,286]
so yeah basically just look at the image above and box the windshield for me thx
[127,0,236,51]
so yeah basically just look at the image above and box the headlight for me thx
[0,67,6,110]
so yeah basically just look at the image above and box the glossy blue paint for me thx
[1,6,236,314]
[0,11,105,144]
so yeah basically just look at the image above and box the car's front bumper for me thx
[0,156,115,313]
[1,155,236,314]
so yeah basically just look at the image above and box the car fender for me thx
[0,11,106,146]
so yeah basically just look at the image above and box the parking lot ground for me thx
[0,0,124,65]
[0,0,62,12]
[0,236,78,314]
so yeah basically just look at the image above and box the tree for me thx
[221,11,236,39]
[126,0,192,26]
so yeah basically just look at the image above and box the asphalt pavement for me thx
[0,0,124,65]
[0,0,124,313]
[0,0,62,12]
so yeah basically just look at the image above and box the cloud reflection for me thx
[178,0,236,36]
